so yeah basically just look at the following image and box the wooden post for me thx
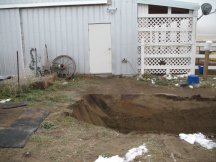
[203,50,210,80]
[141,39,145,75]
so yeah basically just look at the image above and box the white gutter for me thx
[0,0,108,9]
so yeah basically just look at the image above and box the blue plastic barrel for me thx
[198,65,204,75]
[187,74,200,85]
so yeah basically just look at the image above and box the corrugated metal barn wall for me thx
[0,0,138,76]
[111,0,138,74]
[0,9,24,76]
[21,5,111,74]
[20,0,138,75]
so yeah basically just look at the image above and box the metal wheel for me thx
[52,55,76,78]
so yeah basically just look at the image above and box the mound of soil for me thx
[68,94,216,134]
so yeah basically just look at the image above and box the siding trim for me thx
[0,0,108,9]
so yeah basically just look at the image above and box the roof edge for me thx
[0,0,108,9]
[137,0,200,10]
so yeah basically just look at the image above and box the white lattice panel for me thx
[144,69,167,74]
[143,46,192,55]
[138,17,193,29]
[144,58,191,66]
[138,5,195,75]
[138,31,192,44]
[143,69,191,74]
[138,32,150,43]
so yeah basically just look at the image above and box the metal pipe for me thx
[16,51,20,88]
[35,48,38,76]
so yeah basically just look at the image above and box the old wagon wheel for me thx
[52,55,76,78]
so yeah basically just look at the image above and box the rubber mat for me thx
[0,102,27,109]
[0,109,49,148]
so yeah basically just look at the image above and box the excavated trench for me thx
[68,94,216,134]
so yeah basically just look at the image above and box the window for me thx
[148,5,168,14]
[171,7,189,14]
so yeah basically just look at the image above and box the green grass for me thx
[100,153,114,158]
[29,134,53,144]
[213,147,216,153]
[55,114,77,127]
[0,76,81,104]
[41,121,56,129]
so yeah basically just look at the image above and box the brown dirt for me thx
[69,94,216,134]
[0,108,25,128]
[0,77,216,162]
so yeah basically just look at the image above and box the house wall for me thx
[0,9,24,76]
[0,0,138,76]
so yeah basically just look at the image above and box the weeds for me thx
[0,80,20,98]
[101,152,113,158]
[29,134,52,143]
[213,147,216,154]
[41,121,55,129]
[0,75,81,104]
[55,114,76,127]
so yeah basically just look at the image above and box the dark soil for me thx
[69,94,216,134]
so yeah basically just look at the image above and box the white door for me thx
[89,24,112,74]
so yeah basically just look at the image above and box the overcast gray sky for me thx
[180,0,216,37]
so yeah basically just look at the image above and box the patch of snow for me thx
[189,85,193,89]
[213,77,216,80]
[175,83,179,87]
[163,74,178,80]
[137,75,143,81]
[177,74,188,78]
[165,74,173,80]
[151,80,155,85]
[95,155,124,162]
[179,133,196,144]
[179,133,216,149]
[94,144,148,162]
[124,144,148,162]
[62,82,68,85]
[0,98,11,103]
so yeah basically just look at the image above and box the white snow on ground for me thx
[94,144,148,162]
[0,98,11,103]
[179,133,216,149]
[188,85,194,89]
[95,155,124,162]
[124,144,148,162]
[164,74,178,80]
[163,73,189,80]
[151,80,155,85]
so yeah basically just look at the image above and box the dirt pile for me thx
[68,94,216,134]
